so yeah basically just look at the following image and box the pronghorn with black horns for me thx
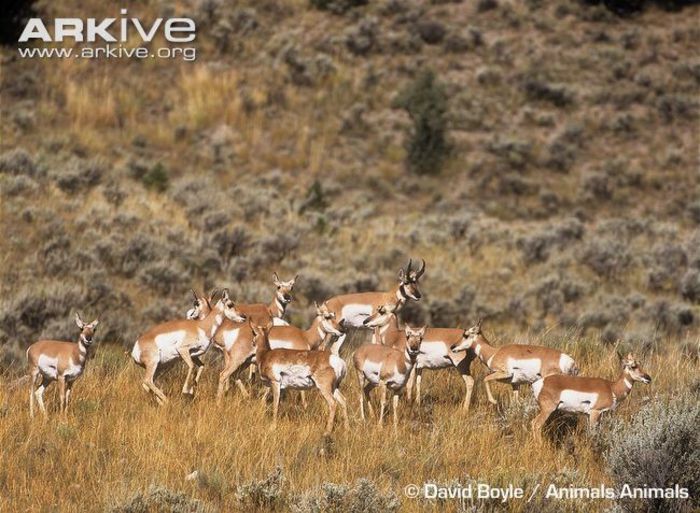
[364,302,476,410]
[250,321,349,436]
[450,319,579,406]
[27,313,99,417]
[131,289,246,404]
[531,352,651,442]
[213,301,345,402]
[323,259,425,354]
[353,324,426,428]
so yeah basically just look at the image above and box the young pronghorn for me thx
[214,302,345,402]
[353,325,426,428]
[131,289,246,404]
[364,303,476,410]
[237,273,297,325]
[531,353,651,442]
[323,259,425,354]
[450,320,579,405]
[27,313,99,417]
[251,322,349,436]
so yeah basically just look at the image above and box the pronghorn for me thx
[531,353,651,442]
[27,314,99,417]
[353,325,426,428]
[250,322,349,436]
[237,273,297,325]
[323,259,425,354]
[185,288,218,321]
[131,289,246,404]
[450,320,578,405]
[364,303,476,410]
[214,302,345,402]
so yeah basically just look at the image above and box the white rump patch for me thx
[416,341,452,369]
[559,353,577,375]
[37,354,59,379]
[273,363,314,389]
[272,317,289,326]
[155,330,186,363]
[341,304,373,328]
[506,357,543,384]
[558,389,599,413]
[361,359,383,385]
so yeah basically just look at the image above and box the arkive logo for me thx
[18,9,196,43]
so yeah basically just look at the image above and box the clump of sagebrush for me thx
[235,466,287,511]
[310,0,367,14]
[393,70,450,175]
[107,485,213,513]
[604,395,699,513]
[290,478,400,513]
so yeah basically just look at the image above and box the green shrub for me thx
[393,70,450,175]
[141,163,169,192]
[235,466,287,510]
[291,478,400,513]
[310,0,367,14]
[604,396,699,513]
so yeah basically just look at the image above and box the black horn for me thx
[416,258,426,279]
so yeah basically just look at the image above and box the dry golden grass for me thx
[0,330,694,512]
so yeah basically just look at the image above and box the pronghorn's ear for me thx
[75,313,86,329]
[398,267,406,283]
[292,274,299,284]
[272,272,280,284]
[418,326,427,336]
[222,288,230,301]
[88,319,99,330]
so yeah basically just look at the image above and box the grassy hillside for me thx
[0,0,698,511]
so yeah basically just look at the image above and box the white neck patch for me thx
[624,378,632,390]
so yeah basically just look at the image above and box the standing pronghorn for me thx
[353,325,426,428]
[250,322,349,436]
[27,313,99,417]
[131,289,246,404]
[450,320,578,405]
[214,302,345,402]
[323,259,425,354]
[364,303,476,410]
[531,353,651,442]
[237,273,297,325]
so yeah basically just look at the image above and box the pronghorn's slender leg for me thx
[248,363,256,382]
[589,410,602,430]
[511,383,520,403]
[461,374,475,411]
[531,405,556,443]
[364,383,375,418]
[405,367,416,403]
[64,380,74,413]
[333,388,349,430]
[392,393,399,431]
[414,368,423,408]
[218,355,250,401]
[317,379,337,436]
[357,372,367,421]
[29,369,40,418]
[142,362,167,405]
[57,376,66,414]
[177,347,196,395]
[378,382,388,426]
[483,371,511,405]
[270,382,281,428]
[34,376,49,416]
[192,356,205,396]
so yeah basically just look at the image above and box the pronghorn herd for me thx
[25,259,652,441]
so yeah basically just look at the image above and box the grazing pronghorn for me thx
[131,289,246,404]
[353,325,426,428]
[450,320,578,405]
[237,273,297,325]
[27,314,99,417]
[364,303,476,410]
[324,259,425,353]
[251,322,349,436]
[214,302,345,402]
[531,353,651,442]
